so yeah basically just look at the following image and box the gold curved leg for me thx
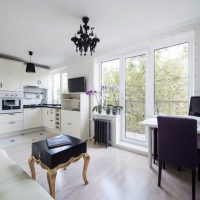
[47,169,57,199]
[82,153,90,184]
[28,156,36,180]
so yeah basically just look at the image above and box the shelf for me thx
[62,99,80,101]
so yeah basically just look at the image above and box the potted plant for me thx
[92,104,103,114]
[112,105,123,115]
[86,89,104,114]
[101,85,123,115]
[105,104,113,115]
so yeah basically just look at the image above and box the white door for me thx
[0,59,23,91]
[36,67,49,89]
[24,108,41,129]
[61,110,80,138]
[42,108,55,129]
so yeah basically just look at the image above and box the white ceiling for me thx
[0,0,200,68]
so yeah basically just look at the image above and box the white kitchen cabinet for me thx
[61,93,89,140]
[0,58,23,91]
[42,108,55,130]
[24,108,42,129]
[23,64,37,86]
[61,110,81,138]
[0,113,23,135]
[36,67,49,89]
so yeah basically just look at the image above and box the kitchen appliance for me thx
[0,92,23,114]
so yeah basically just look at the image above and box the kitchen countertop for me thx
[23,104,61,109]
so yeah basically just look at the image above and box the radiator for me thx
[93,118,111,148]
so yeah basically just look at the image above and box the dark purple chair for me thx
[157,116,200,200]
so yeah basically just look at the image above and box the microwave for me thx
[0,92,23,114]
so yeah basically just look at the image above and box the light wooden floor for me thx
[2,134,200,200]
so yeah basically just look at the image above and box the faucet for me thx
[40,99,45,105]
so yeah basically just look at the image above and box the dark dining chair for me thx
[157,116,200,200]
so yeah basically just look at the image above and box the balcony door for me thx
[122,54,146,144]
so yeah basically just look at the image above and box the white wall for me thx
[51,57,94,90]
[51,57,94,136]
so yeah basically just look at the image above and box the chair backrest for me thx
[157,116,198,170]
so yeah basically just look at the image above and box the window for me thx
[61,73,68,93]
[53,73,61,104]
[101,59,120,104]
[154,43,189,115]
[125,55,146,141]
[52,72,68,104]
[99,35,192,147]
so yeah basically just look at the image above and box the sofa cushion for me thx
[0,149,53,200]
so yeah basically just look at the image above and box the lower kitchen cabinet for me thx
[61,110,88,140]
[0,113,23,135]
[24,108,42,129]
[42,108,55,130]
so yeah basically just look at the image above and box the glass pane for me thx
[53,73,61,104]
[125,55,146,141]
[102,59,120,105]
[62,73,68,93]
[154,43,189,115]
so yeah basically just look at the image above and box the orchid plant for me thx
[86,89,104,113]
[86,85,123,114]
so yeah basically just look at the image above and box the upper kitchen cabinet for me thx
[0,58,23,92]
[36,67,50,89]
[23,64,37,87]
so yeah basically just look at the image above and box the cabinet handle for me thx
[9,122,15,124]
[9,113,15,115]
[67,122,71,125]
[0,82,2,88]
[50,120,53,122]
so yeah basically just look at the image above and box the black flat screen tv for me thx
[68,77,86,92]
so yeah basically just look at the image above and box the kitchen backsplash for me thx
[23,86,47,105]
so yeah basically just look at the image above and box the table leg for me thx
[147,127,153,168]
[28,156,36,180]
[47,169,57,199]
[82,153,90,184]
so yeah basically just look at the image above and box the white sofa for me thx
[0,149,53,200]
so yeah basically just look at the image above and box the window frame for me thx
[150,34,194,117]
[98,32,194,147]
[121,50,148,146]
[52,70,68,104]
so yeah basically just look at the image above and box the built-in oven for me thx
[0,92,23,114]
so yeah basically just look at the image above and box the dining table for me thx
[139,116,200,168]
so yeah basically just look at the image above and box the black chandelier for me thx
[71,16,100,56]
